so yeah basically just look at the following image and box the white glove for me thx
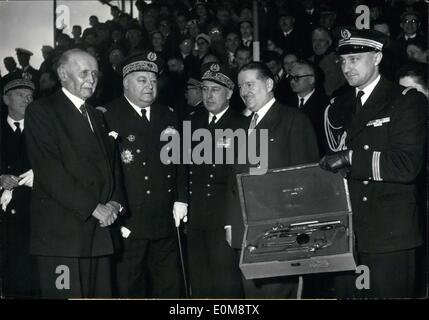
[18,169,34,188]
[1,189,13,212]
[173,201,188,227]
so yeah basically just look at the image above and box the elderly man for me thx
[25,48,123,298]
[103,52,187,298]
[309,28,345,96]
[0,74,38,298]
[226,62,319,298]
[320,29,427,298]
[186,63,245,298]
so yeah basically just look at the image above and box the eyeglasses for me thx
[288,74,314,82]
[403,19,419,24]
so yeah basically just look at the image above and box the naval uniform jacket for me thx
[226,101,320,249]
[326,77,427,253]
[186,107,247,231]
[103,96,188,239]
[25,90,124,257]
[1,118,31,255]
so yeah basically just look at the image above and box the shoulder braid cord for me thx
[324,103,347,152]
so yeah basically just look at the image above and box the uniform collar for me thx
[125,95,151,121]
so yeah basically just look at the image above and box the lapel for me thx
[255,101,282,131]
[346,77,393,143]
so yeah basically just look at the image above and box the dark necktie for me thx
[141,108,150,123]
[14,122,22,143]
[79,104,93,131]
[299,98,305,109]
[355,90,364,114]
[209,115,217,128]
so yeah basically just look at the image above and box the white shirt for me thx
[209,106,229,124]
[355,75,381,106]
[7,116,24,132]
[405,33,417,41]
[252,97,276,127]
[125,95,151,121]
[297,89,315,107]
[62,87,94,131]
[283,29,293,37]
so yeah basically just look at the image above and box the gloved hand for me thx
[18,169,34,188]
[1,189,13,212]
[319,150,352,173]
[173,202,188,227]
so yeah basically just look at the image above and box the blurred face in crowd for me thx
[289,64,315,96]
[167,58,184,74]
[240,21,253,39]
[84,33,97,46]
[159,19,171,36]
[180,38,193,55]
[4,57,17,72]
[197,38,210,56]
[202,54,219,65]
[58,51,99,100]
[339,51,382,89]
[236,49,252,68]
[112,29,124,42]
[209,27,223,42]
[72,26,82,38]
[40,72,57,91]
[400,14,420,36]
[266,60,281,76]
[217,8,231,26]
[374,23,391,37]
[3,88,33,120]
[196,4,208,18]
[128,29,143,47]
[399,75,428,98]
[152,32,165,49]
[124,71,158,108]
[186,84,202,106]
[240,8,252,21]
[238,69,274,112]
[225,33,240,53]
[187,22,200,38]
[312,30,332,56]
[89,16,99,27]
[283,54,298,74]
[109,49,124,67]
[319,12,336,30]
[176,15,188,31]
[17,53,30,68]
[202,80,232,115]
[279,16,295,33]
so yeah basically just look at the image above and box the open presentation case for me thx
[237,164,356,279]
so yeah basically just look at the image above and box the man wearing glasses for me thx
[397,11,426,57]
[319,28,427,298]
[288,60,328,156]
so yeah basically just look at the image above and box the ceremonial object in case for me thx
[237,164,356,279]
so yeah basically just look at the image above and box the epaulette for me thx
[402,87,416,95]
[168,106,174,113]
[96,106,107,113]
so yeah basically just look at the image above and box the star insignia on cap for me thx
[210,63,220,72]
[341,28,351,40]
[147,52,157,62]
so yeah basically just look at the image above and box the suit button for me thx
[362,196,368,202]
[207,193,211,197]
[189,181,192,185]
[207,184,210,187]
[167,174,171,178]
[212,164,216,168]
[144,176,149,180]
[142,162,146,166]
[189,191,193,194]
[11,209,16,215]
[189,171,193,175]
[146,190,151,195]
[168,189,171,193]
[209,174,214,178]
[363,180,369,185]
[136,149,141,154]
[7,165,11,169]
[363,145,369,150]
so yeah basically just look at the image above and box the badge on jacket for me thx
[366,117,390,127]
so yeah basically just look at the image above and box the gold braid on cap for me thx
[123,61,158,77]
[202,70,234,90]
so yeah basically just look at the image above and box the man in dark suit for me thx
[226,62,319,298]
[103,52,187,298]
[0,75,39,298]
[320,28,427,298]
[25,49,124,299]
[186,63,245,298]
[288,60,329,156]
[16,49,40,96]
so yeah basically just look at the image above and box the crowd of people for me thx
[0,0,427,299]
